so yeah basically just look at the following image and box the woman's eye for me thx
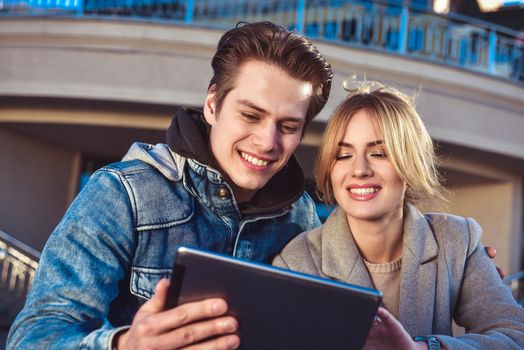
[336,153,353,160]
[370,151,386,158]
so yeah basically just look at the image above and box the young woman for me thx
[273,83,524,349]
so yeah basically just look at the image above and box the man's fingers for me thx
[497,266,506,279]
[136,298,229,337]
[182,334,240,350]
[137,278,171,315]
[484,246,506,279]
[486,246,497,259]
[162,316,238,349]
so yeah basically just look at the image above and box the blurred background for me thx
[0,0,523,346]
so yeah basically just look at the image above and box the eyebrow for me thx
[238,99,267,114]
[237,99,306,123]
[338,140,384,148]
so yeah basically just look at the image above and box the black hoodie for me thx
[166,108,306,216]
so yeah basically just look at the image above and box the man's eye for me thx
[241,113,259,121]
[279,124,300,134]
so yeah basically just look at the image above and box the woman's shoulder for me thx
[424,211,483,255]
[272,226,323,275]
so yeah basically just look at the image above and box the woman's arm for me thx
[437,218,524,349]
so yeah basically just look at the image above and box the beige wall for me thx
[447,179,522,274]
[0,128,80,251]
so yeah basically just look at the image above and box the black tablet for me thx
[166,246,382,350]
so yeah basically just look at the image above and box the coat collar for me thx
[319,204,439,335]
[398,204,438,335]
[320,206,373,288]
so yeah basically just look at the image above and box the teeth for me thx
[241,152,269,167]
[349,187,379,195]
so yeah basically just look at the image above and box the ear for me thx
[203,89,217,126]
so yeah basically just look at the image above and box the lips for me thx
[240,151,271,167]
[346,185,381,201]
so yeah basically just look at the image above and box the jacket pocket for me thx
[130,266,172,300]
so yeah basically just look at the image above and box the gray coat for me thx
[273,204,524,349]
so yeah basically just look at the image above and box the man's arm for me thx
[7,169,238,350]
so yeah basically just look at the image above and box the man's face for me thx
[204,60,312,203]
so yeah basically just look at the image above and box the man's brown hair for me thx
[208,21,333,126]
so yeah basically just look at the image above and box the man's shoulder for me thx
[103,158,157,174]
[95,157,194,230]
[286,191,321,229]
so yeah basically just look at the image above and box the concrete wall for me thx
[1,17,523,272]
[0,128,80,251]
[1,18,523,160]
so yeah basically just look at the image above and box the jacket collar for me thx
[165,108,306,216]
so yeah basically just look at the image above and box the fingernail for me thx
[221,319,237,332]
[227,336,240,349]
[212,301,226,314]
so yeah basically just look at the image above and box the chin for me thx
[346,209,382,221]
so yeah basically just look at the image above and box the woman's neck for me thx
[346,210,404,264]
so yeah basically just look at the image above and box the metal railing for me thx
[0,230,40,328]
[503,270,524,306]
[0,0,523,84]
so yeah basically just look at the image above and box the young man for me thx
[7,22,333,349]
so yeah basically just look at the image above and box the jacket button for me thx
[217,187,230,199]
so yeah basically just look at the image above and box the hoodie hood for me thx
[134,107,306,215]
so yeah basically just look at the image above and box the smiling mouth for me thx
[348,187,380,195]
[240,152,271,167]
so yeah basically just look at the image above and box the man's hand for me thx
[485,246,506,279]
[115,278,240,350]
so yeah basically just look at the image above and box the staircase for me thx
[0,230,40,348]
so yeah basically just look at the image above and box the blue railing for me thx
[0,230,40,330]
[504,270,524,306]
[0,0,523,84]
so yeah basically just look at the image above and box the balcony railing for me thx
[504,270,524,307]
[0,0,522,85]
[0,230,40,330]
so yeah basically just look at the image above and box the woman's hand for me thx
[362,307,427,350]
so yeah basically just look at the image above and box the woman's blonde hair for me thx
[316,81,448,210]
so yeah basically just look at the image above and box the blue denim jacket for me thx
[7,142,320,349]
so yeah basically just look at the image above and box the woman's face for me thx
[330,109,407,223]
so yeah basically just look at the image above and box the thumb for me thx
[139,278,171,314]
[376,307,395,324]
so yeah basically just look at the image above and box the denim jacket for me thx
[7,142,320,349]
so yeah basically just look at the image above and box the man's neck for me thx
[232,185,256,204]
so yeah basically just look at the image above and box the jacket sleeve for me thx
[436,218,524,349]
[7,168,137,350]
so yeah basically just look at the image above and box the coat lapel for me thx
[398,205,439,336]
[319,207,374,289]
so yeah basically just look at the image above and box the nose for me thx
[253,122,278,153]
[352,155,373,178]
